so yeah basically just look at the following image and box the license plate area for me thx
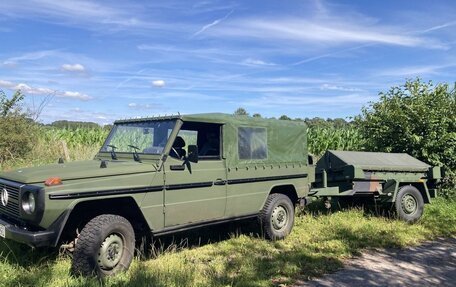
[0,224,5,238]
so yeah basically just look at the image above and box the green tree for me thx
[50,120,100,129]
[0,90,24,116]
[355,79,456,197]
[279,115,291,121]
[234,107,249,116]
[252,113,262,118]
[304,117,331,128]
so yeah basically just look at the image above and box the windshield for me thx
[100,120,176,155]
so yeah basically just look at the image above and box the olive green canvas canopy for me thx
[114,113,308,168]
[317,150,430,172]
[182,113,308,167]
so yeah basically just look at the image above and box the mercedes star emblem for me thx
[1,188,8,207]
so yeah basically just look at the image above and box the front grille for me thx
[0,180,23,219]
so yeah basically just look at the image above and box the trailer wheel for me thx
[395,186,424,223]
[71,214,135,278]
[260,193,295,240]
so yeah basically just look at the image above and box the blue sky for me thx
[0,0,455,124]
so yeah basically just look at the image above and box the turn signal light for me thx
[45,177,62,186]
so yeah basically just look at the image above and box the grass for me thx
[0,198,455,287]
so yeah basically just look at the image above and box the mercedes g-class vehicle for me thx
[0,113,440,277]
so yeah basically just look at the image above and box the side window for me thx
[177,130,198,148]
[238,127,267,160]
[177,122,221,160]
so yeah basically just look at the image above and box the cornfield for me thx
[41,127,109,148]
[307,127,364,157]
[39,126,364,158]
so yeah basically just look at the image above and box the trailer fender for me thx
[407,182,431,204]
[389,181,431,204]
[381,180,398,203]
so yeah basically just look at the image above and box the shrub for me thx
[0,90,38,165]
[355,79,456,198]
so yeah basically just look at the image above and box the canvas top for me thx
[317,150,430,172]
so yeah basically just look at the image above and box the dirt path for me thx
[298,237,456,287]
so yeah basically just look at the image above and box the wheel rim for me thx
[271,205,288,231]
[98,233,124,270]
[401,194,418,215]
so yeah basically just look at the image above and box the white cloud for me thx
[2,50,59,66]
[210,17,446,49]
[242,58,276,66]
[127,102,156,110]
[152,80,165,87]
[375,63,456,77]
[61,91,91,101]
[62,63,85,72]
[0,1,170,33]
[320,84,362,92]
[0,79,92,101]
[192,9,234,37]
[419,20,456,33]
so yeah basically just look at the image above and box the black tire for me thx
[394,185,424,223]
[259,193,295,240]
[71,214,135,278]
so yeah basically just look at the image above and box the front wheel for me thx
[71,214,135,277]
[394,186,424,223]
[259,193,295,240]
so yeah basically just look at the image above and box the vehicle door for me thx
[163,122,227,227]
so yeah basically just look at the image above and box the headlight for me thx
[22,192,36,214]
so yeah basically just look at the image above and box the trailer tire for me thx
[260,193,295,240]
[395,186,424,223]
[71,214,135,278]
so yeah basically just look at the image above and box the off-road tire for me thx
[259,193,295,240]
[395,185,424,223]
[71,214,135,278]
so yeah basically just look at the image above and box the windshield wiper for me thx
[128,145,141,162]
[107,145,118,160]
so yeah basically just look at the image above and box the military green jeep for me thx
[0,113,310,277]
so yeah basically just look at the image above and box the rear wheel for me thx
[259,193,295,240]
[71,214,135,277]
[394,186,424,223]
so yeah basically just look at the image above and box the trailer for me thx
[308,150,441,222]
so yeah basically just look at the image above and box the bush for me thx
[355,79,456,198]
[0,90,38,166]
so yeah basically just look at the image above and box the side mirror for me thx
[188,145,199,163]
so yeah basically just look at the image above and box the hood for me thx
[0,160,158,184]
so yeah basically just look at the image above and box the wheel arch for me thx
[58,197,151,245]
[269,184,298,205]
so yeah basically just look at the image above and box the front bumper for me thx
[0,211,68,247]
[0,217,56,247]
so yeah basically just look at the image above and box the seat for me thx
[170,136,186,159]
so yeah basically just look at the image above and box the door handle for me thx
[214,178,226,185]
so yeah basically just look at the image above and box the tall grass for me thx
[0,127,107,171]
